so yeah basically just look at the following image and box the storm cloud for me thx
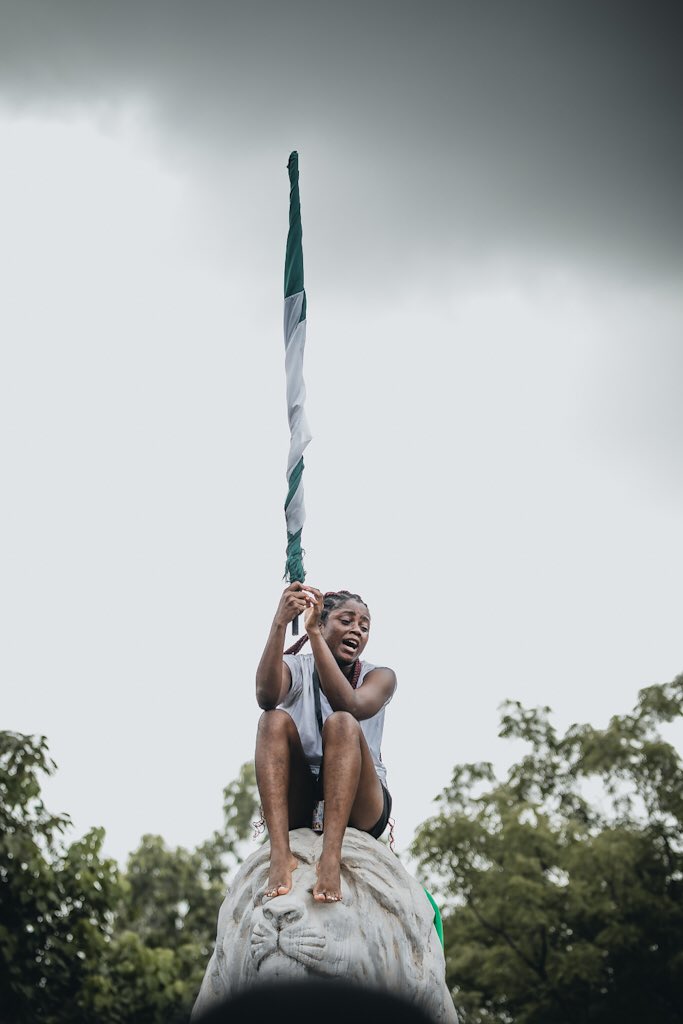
[1,0,682,276]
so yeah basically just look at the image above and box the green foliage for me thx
[411,676,683,1024]
[0,734,261,1024]
[103,760,260,1023]
[80,931,191,1024]
[221,760,261,851]
[117,834,223,954]
[0,732,120,1023]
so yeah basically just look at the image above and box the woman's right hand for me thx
[273,581,317,627]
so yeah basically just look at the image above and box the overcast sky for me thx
[2,0,682,869]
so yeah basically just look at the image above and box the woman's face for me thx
[321,600,371,666]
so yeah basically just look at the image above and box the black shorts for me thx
[311,771,392,840]
[367,783,393,840]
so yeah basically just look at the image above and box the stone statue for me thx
[192,827,458,1023]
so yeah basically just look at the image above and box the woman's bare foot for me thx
[313,854,342,903]
[264,853,298,899]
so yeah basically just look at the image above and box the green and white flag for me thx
[283,151,311,599]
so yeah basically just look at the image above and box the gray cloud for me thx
[1,0,681,276]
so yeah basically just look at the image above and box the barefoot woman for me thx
[254,583,397,903]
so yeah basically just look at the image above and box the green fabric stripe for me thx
[284,457,304,512]
[284,151,306,322]
[424,889,444,948]
[285,528,305,583]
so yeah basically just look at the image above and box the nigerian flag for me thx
[283,151,311,597]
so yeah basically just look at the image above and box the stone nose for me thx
[262,902,304,930]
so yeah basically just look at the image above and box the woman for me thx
[254,582,397,903]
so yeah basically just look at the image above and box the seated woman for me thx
[254,583,397,903]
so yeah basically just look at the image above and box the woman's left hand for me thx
[302,586,325,634]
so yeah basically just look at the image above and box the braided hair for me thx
[284,590,369,689]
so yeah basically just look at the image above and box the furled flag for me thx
[283,151,312,631]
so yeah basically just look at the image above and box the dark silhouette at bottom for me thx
[193,978,440,1024]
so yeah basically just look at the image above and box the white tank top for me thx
[279,652,394,788]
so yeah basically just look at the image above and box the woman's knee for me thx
[322,710,359,742]
[257,708,295,740]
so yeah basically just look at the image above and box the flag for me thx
[283,151,311,626]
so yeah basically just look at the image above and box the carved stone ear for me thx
[340,830,432,953]
[229,846,272,923]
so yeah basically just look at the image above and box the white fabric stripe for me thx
[283,291,312,487]
[286,483,306,536]
[284,291,305,345]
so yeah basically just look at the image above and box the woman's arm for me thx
[311,630,396,719]
[255,582,313,709]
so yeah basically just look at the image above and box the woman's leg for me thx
[255,709,315,898]
[314,711,384,902]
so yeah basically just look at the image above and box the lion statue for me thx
[191,827,458,1023]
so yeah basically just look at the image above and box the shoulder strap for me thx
[312,667,324,735]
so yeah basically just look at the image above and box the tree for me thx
[0,731,120,1024]
[411,675,683,1024]
[105,761,261,1022]
[90,759,260,1023]
[0,733,261,1024]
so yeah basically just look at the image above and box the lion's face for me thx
[194,828,457,1023]
[215,830,370,987]
[244,848,357,982]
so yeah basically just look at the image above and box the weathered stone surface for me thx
[192,827,458,1023]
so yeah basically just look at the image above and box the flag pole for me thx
[283,151,311,635]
